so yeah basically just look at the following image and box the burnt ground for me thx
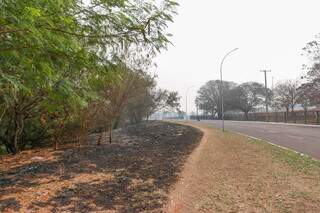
[0,121,202,213]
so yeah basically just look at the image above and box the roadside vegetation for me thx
[0,0,180,155]
[250,137,320,175]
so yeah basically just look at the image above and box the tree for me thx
[89,67,155,143]
[196,80,236,118]
[296,83,317,124]
[302,38,320,104]
[229,82,265,120]
[297,82,319,111]
[274,80,300,117]
[0,0,178,154]
[144,89,181,121]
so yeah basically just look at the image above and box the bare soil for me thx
[0,121,202,213]
[166,121,320,213]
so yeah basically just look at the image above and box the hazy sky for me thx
[155,0,320,113]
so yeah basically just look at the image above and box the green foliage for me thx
[143,89,181,120]
[274,80,299,112]
[302,37,320,104]
[196,80,236,118]
[229,82,266,118]
[196,80,270,119]
[0,0,178,154]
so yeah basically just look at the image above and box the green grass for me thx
[246,137,320,175]
[213,127,320,175]
[218,127,320,175]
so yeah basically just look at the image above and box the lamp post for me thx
[195,98,200,121]
[220,48,239,131]
[185,85,195,120]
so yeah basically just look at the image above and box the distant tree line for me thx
[0,0,180,154]
[196,80,268,119]
[196,36,320,121]
[196,79,319,121]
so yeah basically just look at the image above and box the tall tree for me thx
[302,38,320,104]
[297,83,318,111]
[229,82,265,120]
[274,80,300,116]
[0,0,178,154]
[144,89,181,121]
[196,80,236,118]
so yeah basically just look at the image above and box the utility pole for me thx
[260,70,271,122]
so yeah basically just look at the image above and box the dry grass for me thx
[167,121,320,213]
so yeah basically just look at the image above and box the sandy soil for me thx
[166,121,320,213]
[0,121,202,213]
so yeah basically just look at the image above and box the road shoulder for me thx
[166,121,320,212]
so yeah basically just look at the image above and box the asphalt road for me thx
[199,120,320,159]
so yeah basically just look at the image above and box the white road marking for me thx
[227,131,319,162]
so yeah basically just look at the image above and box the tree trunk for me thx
[97,132,103,146]
[12,114,24,154]
[304,106,308,124]
[291,106,296,123]
[55,141,58,150]
[54,136,58,150]
[244,111,249,121]
[12,134,19,154]
[113,116,120,129]
[109,120,112,143]
[217,111,222,120]
[291,106,294,116]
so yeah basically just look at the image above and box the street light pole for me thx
[195,97,200,121]
[220,48,239,132]
[185,85,195,120]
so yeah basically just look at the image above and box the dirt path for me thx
[166,121,320,213]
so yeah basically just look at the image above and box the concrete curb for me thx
[231,131,320,162]
[171,120,320,161]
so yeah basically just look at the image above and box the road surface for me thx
[199,120,320,159]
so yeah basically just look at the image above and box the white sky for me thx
[154,0,320,113]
